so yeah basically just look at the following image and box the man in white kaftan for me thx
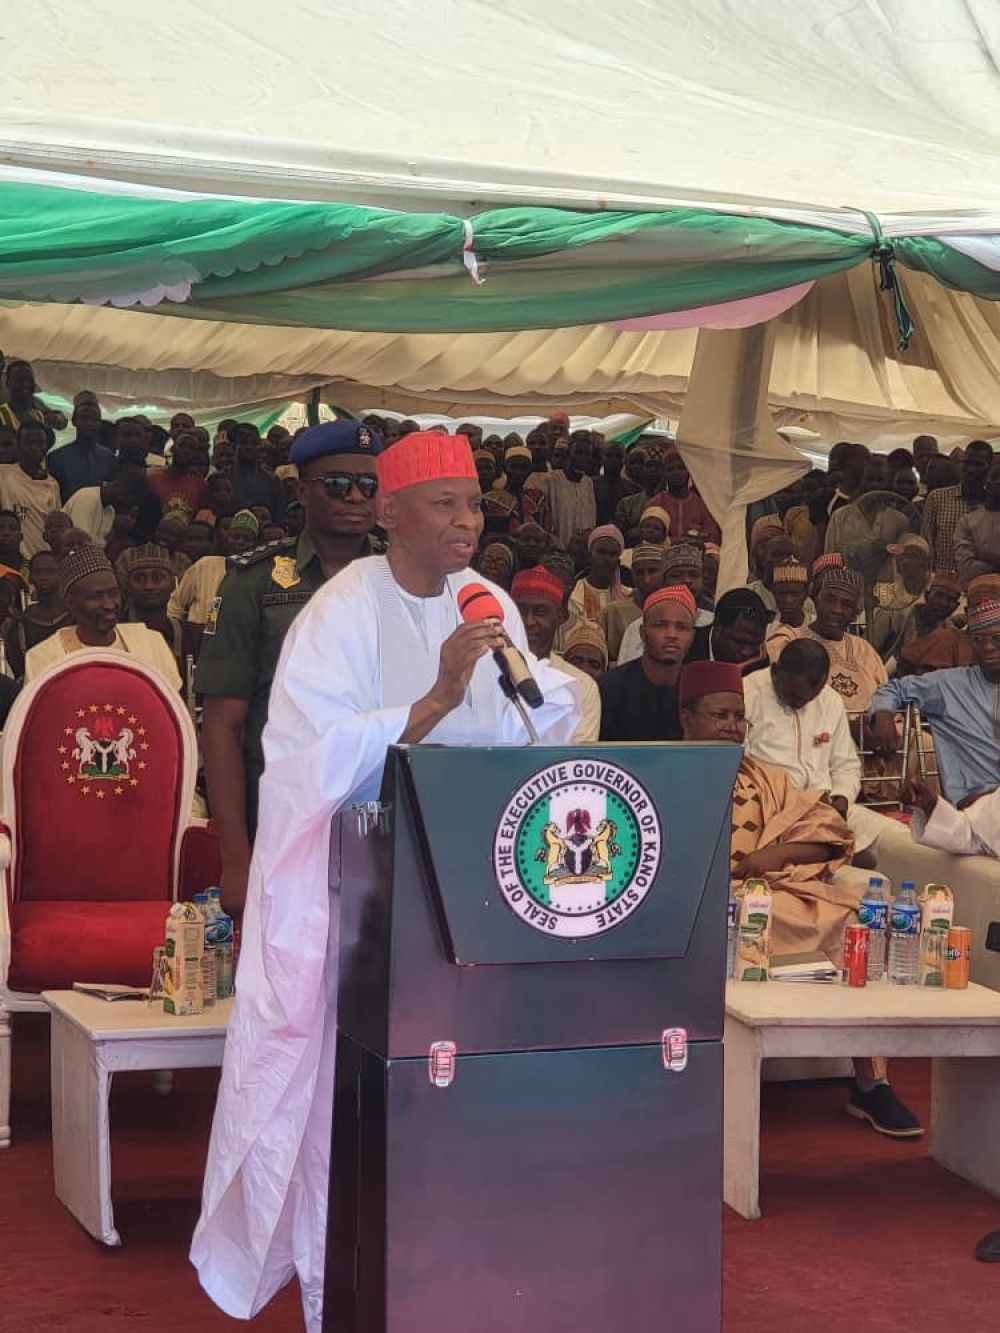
[191,432,580,1331]
[907,777,1000,859]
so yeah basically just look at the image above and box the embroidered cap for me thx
[562,619,609,667]
[816,566,864,600]
[663,543,703,572]
[772,558,809,585]
[116,543,174,582]
[643,584,697,619]
[58,543,115,598]
[812,552,845,575]
[510,568,565,607]
[376,431,478,494]
[968,598,1000,633]
[967,574,1000,605]
[631,542,668,569]
[230,509,260,536]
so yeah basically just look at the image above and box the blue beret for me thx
[289,420,383,466]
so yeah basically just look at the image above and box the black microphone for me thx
[457,583,544,709]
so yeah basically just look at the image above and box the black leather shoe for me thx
[975,1230,1000,1262]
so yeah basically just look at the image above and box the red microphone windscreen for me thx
[458,582,505,624]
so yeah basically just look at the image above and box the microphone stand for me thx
[498,673,540,745]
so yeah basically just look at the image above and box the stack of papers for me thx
[768,951,839,983]
[72,982,149,1002]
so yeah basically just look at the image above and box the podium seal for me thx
[493,759,662,938]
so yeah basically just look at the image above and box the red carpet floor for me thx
[4,1013,1000,1332]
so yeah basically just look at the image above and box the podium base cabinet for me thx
[325,1035,722,1333]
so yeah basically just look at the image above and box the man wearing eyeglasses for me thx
[196,419,383,913]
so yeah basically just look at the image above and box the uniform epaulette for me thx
[226,536,297,570]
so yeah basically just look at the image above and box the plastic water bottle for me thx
[205,887,235,999]
[858,876,888,982]
[888,880,921,985]
[726,896,739,980]
[192,892,216,1008]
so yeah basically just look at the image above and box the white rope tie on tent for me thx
[462,219,485,286]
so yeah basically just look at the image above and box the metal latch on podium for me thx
[661,1028,688,1072]
[351,801,392,838]
[428,1040,457,1087]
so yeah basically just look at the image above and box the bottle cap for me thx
[901,880,916,890]
[867,876,883,887]
[193,892,208,902]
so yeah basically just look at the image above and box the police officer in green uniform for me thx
[196,419,383,911]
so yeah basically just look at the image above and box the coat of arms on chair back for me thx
[9,657,188,904]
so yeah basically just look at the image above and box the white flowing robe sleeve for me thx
[911,791,1000,860]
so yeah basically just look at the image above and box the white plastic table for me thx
[42,989,231,1244]
[724,979,1000,1220]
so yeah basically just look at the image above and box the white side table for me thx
[42,990,231,1245]
[724,979,1000,1220]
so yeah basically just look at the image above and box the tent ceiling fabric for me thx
[5,265,1000,442]
[4,1,1000,449]
[6,0,1000,217]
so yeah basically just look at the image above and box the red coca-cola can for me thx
[843,924,868,987]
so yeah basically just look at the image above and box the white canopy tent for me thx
[6,0,1000,218]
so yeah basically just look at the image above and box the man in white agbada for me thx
[190,431,581,1330]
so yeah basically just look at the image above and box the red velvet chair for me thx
[0,650,220,1146]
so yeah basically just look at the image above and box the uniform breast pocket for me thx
[260,592,313,651]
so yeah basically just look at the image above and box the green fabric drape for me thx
[0,183,462,302]
[2,179,1000,337]
[0,182,865,326]
[892,236,1000,301]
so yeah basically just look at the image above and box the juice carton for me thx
[163,902,205,1016]
[739,878,773,953]
[920,883,954,936]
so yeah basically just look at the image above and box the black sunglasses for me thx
[306,471,378,501]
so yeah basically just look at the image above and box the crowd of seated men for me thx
[6,361,1000,1141]
[0,361,301,715]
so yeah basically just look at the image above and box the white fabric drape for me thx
[676,325,806,595]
